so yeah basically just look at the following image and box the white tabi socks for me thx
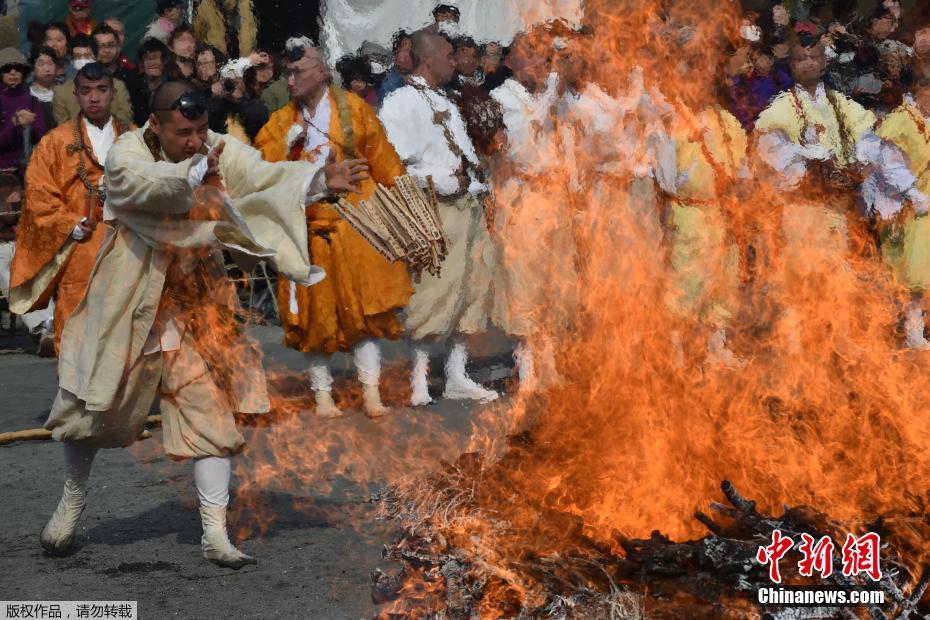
[443,342,499,402]
[514,342,536,394]
[40,442,97,554]
[195,456,256,569]
[355,340,388,418]
[410,346,433,407]
[309,340,389,418]
[307,353,343,418]
[904,301,930,350]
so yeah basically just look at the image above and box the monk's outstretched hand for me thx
[323,150,369,195]
[205,140,225,183]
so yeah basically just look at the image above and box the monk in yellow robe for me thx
[255,37,412,418]
[861,53,930,349]
[666,100,746,367]
[755,39,875,260]
[9,62,128,354]
[754,38,876,352]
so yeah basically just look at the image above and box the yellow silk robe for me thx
[873,103,930,290]
[755,85,876,280]
[255,90,412,354]
[667,104,745,327]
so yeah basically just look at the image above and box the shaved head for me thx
[410,30,456,87]
[147,79,209,163]
[151,79,197,120]
[410,31,448,69]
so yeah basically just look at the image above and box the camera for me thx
[223,78,236,94]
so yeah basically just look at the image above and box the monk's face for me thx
[284,48,330,103]
[75,76,115,124]
[506,38,549,91]
[150,111,209,163]
[421,37,457,87]
[789,44,826,87]
[394,37,413,74]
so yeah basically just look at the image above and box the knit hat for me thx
[0,47,30,73]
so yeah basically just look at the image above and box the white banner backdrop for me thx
[320,0,582,62]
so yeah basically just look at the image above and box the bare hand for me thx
[210,80,225,97]
[206,140,225,183]
[249,51,271,66]
[14,110,36,127]
[324,152,369,195]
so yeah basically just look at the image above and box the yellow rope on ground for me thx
[0,415,162,446]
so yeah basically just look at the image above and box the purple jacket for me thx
[0,84,48,172]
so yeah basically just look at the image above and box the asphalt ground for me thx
[0,324,515,619]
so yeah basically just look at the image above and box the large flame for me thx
[128,0,930,614]
[378,0,930,612]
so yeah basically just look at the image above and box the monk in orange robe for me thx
[9,62,126,354]
[255,37,412,418]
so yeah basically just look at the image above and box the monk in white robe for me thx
[39,80,366,569]
[379,32,498,406]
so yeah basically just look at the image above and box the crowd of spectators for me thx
[725,1,925,129]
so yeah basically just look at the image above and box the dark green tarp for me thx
[18,0,159,60]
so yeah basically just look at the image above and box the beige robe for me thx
[47,128,322,456]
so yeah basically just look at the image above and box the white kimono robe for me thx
[46,128,324,458]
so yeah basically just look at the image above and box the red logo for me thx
[757,530,882,583]
[756,530,795,583]
[798,533,835,579]
[841,532,882,581]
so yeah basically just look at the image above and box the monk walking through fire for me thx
[255,36,412,419]
[754,36,877,353]
[8,63,126,355]
[861,24,930,349]
[38,79,367,568]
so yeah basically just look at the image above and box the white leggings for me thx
[306,339,381,391]
[193,456,231,507]
[62,444,230,507]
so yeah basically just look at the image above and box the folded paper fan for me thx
[335,175,448,282]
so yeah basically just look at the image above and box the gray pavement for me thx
[0,325,515,619]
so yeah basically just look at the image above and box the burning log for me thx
[374,455,929,619]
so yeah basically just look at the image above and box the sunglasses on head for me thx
[153,89,208,120]
[286,45,306,62]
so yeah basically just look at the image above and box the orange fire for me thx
[380,0,930,614]
[127,0,930,614]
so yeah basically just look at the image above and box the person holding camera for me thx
[209,56,268,145]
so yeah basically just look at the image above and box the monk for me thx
[9,62,128,354]
[255,36,412,418]
[38,79,364,569]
